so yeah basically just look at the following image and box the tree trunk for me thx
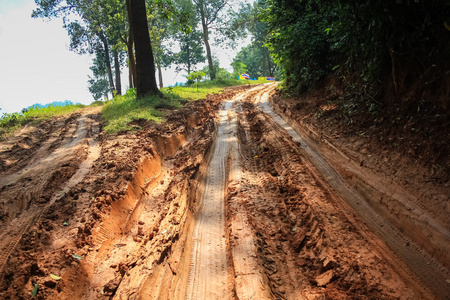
[262,49,267,77]
[200,7,215,80]
[98,31,115,97]
[113,50,122,95]
[265,49,274,77]
[126,3,137,89]
[127,0,161,98]
[158,63,163,88]
[127,36,137,89]
[186,35,191,74]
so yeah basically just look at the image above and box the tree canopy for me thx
[262,0,450,105]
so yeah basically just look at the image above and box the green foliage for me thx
[101,89,180,134]
[233,41,277,79]
[173,29,206,74]
[187,71,206,91]
[32,283,39,297]
[0,102,85,139]
[215,68,233,80]
[231,61,247,78]
[262,0,450,95]
[161,78,265,101]
[232,0,277,80]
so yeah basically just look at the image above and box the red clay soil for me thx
[0,84,447,299]
[270,88,449,265]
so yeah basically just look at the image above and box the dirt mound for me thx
[270,87,449,298]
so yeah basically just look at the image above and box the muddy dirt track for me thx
[0,84,448,299]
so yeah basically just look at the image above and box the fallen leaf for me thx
[72,254,83,260]
[50,274,61,280]
[32,283,39,297]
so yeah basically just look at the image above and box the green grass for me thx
[1,79,271,139]
[162,78,268,101]
[103,79,270,134]
[0,102,87,139]
[101,89,182,134]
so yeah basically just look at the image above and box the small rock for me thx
[315,269,333,286]
[322,256,338,271]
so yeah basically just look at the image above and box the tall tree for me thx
[33,0,125,96]
[170,0,205,75]
[88,43,113,100]
[192,0,231,80]
[127,0,162,98]
[148,7,175,89]
[175,29,205,74]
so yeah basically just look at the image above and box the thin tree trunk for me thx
[113,50,122,95]
[128,62,133,89]
[126,4,137,89]
[98,31,115,96]
[265,50,274,77]
[127,0,162,98]
[158,63,163,88]
[200,8,215,80]
[127,37,136,89]
[262,49,267,77]
[186,35,191,74]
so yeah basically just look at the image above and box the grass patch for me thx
[102,79,268,134]
[0,102,85,139]
[101,89,182,134]
[161,78,268,101]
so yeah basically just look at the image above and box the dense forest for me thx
[263,0,450,110]
[33,0,450,110]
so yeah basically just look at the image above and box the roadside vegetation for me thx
[102,78,268,134]
[0,78,268,138]
[0,102,86,139]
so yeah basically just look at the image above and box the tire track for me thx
[185,94,247,300]
[0,109,101,275]
[253,85,449,299]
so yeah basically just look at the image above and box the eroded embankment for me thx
[270,94,450,271]
[224,84,434,299]
[260,86,448,299]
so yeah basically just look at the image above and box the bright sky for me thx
[0,1,244,114]
[0,1,97,114]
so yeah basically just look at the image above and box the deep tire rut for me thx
[185,99,236,300]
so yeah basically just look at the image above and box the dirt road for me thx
[0,86,448,299]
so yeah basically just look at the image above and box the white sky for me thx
[0,1,246,114]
